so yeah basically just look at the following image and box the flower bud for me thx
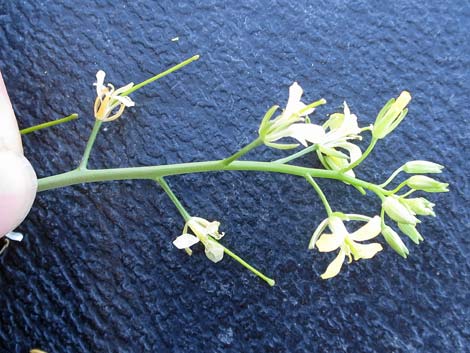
[406,175,449,193]
[382,225,409,258]
[400,197,435,216]
[372,91,411,139]
[397,223,424,244]
[382,195,419,225]
[403,160,444,174]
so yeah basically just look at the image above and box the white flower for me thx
[93,70,135,122]
[316,102,363,177]
[260,82,326,149]
[172,217,225,263]
[312,214,382,279]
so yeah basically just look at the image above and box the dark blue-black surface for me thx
[0,1,469,352]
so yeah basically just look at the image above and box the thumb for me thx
[0,71,37,238]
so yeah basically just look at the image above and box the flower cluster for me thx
[259,82,367,175]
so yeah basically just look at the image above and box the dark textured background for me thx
[0,0,469,352]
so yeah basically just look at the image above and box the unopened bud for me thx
[373,91,411,139]
[382,195,419,225]
[401,197,436,216]
[397,223,424,244]
[403,160,444,174]
[382,225,409,258]
[406,175,449,193]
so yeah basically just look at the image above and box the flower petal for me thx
[204,240,224,263]
[114,95,135,107]
[172,233,199,249]
[309,218,329,249]
[316,232,343,252]
[351,242,383,260]
[284,82,303,117]
[94,70,106,96]
[280,123,326,146]
[5,232,23,241]
[321,249,346,279]
[337,142,362,163]
[350,216,381,241]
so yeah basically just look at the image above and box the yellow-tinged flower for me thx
[316,102,363,177]
[172,217,225,263]
[372,91,411,139]
[93,70,135,122]
[312,214,382,279]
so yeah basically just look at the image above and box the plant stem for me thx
[273,144,318,164]
[222,246,275,286]
[222,138,262,165]
[20,114,78,135]
[305,174,333,215]
[156,177,191,222]
[78,120,103,170]
[121,55,200,97]
[341,138,378,173]
[380,166,404,187]
[37,160,387,198]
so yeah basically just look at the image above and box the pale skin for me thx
[0,71,37,237]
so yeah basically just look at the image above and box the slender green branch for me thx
[222,138,262,166]
[380,166,404,187]
[274,144,319,164]
[341,137,378,173]
[305,174,333,215]
[387,179,408,195]
[78,120,103,170]
[156,177,191,221]
[121,55,200,97]
[222,245,275,286]
[20,114,78,135]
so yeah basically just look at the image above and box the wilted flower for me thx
[259,82,326,149]
[93,70,135,122]
[172,217,225,263]
[373,91,411,139]
[311,214,382,279]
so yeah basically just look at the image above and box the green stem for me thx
[222,246,275,286]
[274,144,319,164]
[380,166,404,187]
[341,138,378,173]
[305,174,333,215]
[121,55,200,97]
[156,177,191,222]
[222,138,262,165]
[387,179,408,195]
[20,114,78,135]
[38,160,387,199]
[79,120,103,170]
